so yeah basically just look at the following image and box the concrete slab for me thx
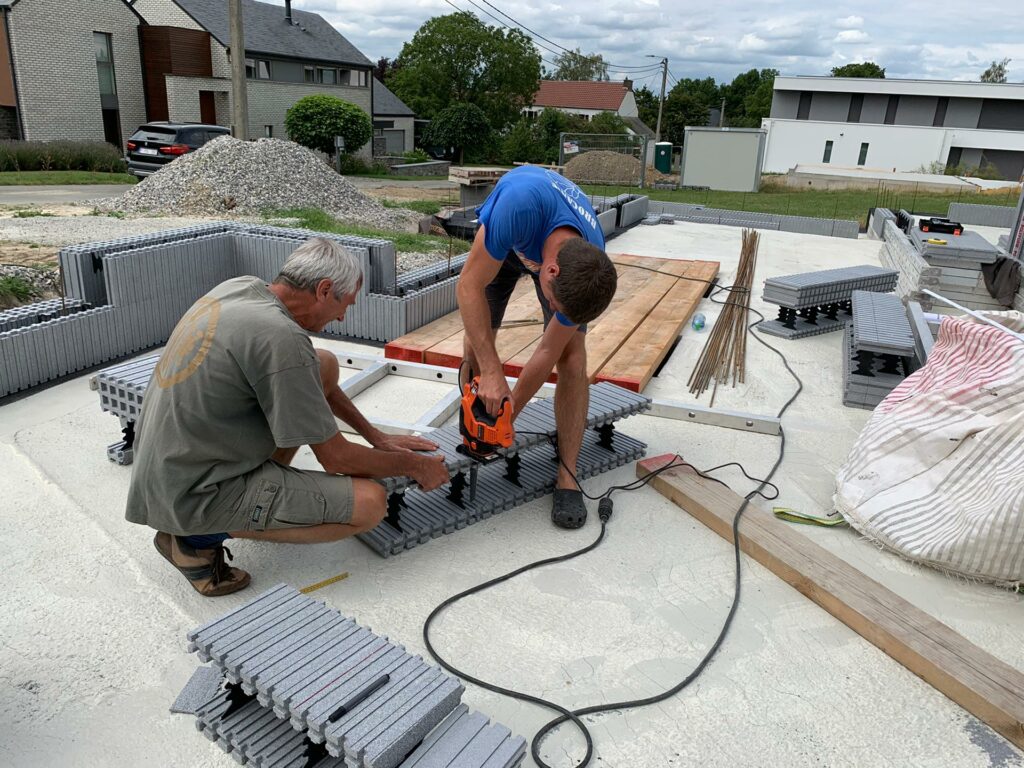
[0,222,1021,768]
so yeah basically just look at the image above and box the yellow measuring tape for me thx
[300,571,350,594]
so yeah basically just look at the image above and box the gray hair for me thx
[274,237,362,297]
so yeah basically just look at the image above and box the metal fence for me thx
[558,132,648,188]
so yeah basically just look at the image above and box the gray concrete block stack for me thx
[947,202,1018,229]
[646,201,860,239]
[878,217,1013,314]
[758,265,898,340]
[842,290,921,410]
[363,383,650,558]
[0,297,89,333]
[1,224,467,399]
[182,584,526,768]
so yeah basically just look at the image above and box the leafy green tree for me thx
[830,62,886,78]
[661,93,710,145]
[500,118,545,164]
[633,85,659,128]
[389,12,541,131]
[981,57,1011,83]
[579,111,629,135]
[672,77,720,107]
[550,48,609,81]
[720,68,777,127]
[422,102,490,163]
[285,94,372,156]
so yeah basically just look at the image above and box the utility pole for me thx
[229,0,248,140]
[655,57,668,143]
[719,98,726,127]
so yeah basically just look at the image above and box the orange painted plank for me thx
[385,310,465,363]
[597,259,719,392]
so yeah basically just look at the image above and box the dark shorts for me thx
[485,255,587,333]
[228,461,355,532]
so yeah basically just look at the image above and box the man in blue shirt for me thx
[456,166,618,529]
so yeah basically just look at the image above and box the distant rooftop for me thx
[532,80,630,111]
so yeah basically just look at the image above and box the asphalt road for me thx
[0,184,134,205]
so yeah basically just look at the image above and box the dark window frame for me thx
[847,94,863,123]
[883,95,899,125]
[94,31,117,97]
[858,142,870,166]
[933,97,949,127]
[797,91,812,120]
[822,140,833,163]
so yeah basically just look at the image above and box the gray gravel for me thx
[93,136,419,231]
[0,263,58,294]
[0,213,215,247]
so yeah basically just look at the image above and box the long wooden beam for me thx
[638,454,1024,750]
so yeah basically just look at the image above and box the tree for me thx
[579,111,629,135]
[672,77,720,107]
[633,85,659,128]
[830,62,886,78]
[422,102,491,163]
[981,57,1011,83]
[389,12,541,132]
[285,94,372,157]
[661,93,711,145]
[550,48,609,81]
[720,68,777,127]
[374,57,400,84]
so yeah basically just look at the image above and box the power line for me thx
[441,0,564,59]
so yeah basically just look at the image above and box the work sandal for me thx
[153,532,251,597]
[551,488,587,529]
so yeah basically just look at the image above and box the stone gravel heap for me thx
[563,150,643,186]
[98,136,417,230]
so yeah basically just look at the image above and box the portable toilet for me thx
[654,142,672,174]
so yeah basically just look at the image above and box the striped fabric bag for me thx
[834,311,1024,588]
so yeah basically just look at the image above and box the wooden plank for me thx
[384,311,465,363]
[638,454,1024,750]
[597,259,719,391]
[422,279,539,369]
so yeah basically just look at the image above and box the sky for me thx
[289,0,1023,87]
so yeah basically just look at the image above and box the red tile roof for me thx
[532,80,629,111]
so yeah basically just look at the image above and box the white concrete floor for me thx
[1,222,1022,768]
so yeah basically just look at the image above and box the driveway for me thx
[0,184,134,206]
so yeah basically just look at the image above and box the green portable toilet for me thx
[654,142,672,174]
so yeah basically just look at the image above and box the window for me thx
[797,92,812,120]
[858,142,869,166]
[847,94,863,123]
[355,70,367,87]
[933,97,949,127]
[264,125,273,138]
[883,95,899,125]
[304,66,315,84]
[246,58,271,80]
[318,68,336,85]
[822,140,833,163]
[94,32,116,96]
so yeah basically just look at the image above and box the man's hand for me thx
[477,370,515,418]
[410,454,449,491]
[372,433,438,453]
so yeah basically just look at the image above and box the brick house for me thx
[132,0,376,159]
[0,0,148,145]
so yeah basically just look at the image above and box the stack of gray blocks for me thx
[185,584,526,768]
[758,265,898,340]
[868,208,897,240]
[842,290,919,410]
[646,201,860,239]
[363,384,650,558]
[0,297,89,333]
[879,218,1012,315]
[0,223,467,399]
[947,202,1018,229]
[588,194,650,231]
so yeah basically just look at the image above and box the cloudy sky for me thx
[291,0,1022,86]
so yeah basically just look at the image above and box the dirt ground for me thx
[363,186,460,205]
[0,241,59,269]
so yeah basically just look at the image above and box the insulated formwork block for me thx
[948,202,1018,229]
[762,265,898,310]
[910,229,1001,264]
[851,290,916,358]
[401,704,526,768]
[619,196,649,228]
[597,209,617,237]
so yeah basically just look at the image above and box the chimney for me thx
[285,0,292,24]
[623,78,633,91]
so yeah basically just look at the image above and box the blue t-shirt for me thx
[477,166,605,325]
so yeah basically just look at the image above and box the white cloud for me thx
[835,15,864,29]
[835,29,870,43]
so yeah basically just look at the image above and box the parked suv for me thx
[125,122,230,178]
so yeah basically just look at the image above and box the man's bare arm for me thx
[311,432,448,491]
[324,375,436,452]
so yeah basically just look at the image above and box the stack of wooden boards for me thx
[385,254,720,392]
[183,584,526,768]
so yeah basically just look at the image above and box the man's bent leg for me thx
[230,479,386,544]
[551,331,589,529]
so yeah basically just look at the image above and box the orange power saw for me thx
[457,377,515,460]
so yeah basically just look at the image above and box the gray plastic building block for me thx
[851,290,915,357]
[597,209,616,237]
[757,315,847,340]
[909,229,1001,264]
[172,666,226,714]
[400,704,526,768]
[905,302,934,364]
[948,202,1017,229]
[841,322,918,411]
[763,265,898,309]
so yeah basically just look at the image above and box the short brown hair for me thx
[552,238,617,324]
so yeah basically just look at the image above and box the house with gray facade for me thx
[132,0,376,159]
[372,78,414,155]
[762,76,1024,180]
[0,0,147,145]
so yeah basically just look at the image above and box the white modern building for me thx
[761,76,1024,181]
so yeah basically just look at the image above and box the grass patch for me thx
[13,209,55,217]
[381,199,443,216]
[270,208,471,253]
[580,183,1022,227]
[0,275,38,308]
[0,170,137,185]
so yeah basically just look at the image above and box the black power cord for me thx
[425,284,803,768]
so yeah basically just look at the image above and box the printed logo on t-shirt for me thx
[155,296,221,388]
[543,170,598,233]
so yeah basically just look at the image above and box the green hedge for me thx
[0,140,127,173]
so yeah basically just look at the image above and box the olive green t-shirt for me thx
[125,277,338,534]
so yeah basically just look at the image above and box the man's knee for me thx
[315,349,340,392]
[349,480,386,530]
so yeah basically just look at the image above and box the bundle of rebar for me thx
[688,228,759,401]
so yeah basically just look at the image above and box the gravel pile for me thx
[0,263,58,296]
[96,136,418,231]
[564,150,643,186]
